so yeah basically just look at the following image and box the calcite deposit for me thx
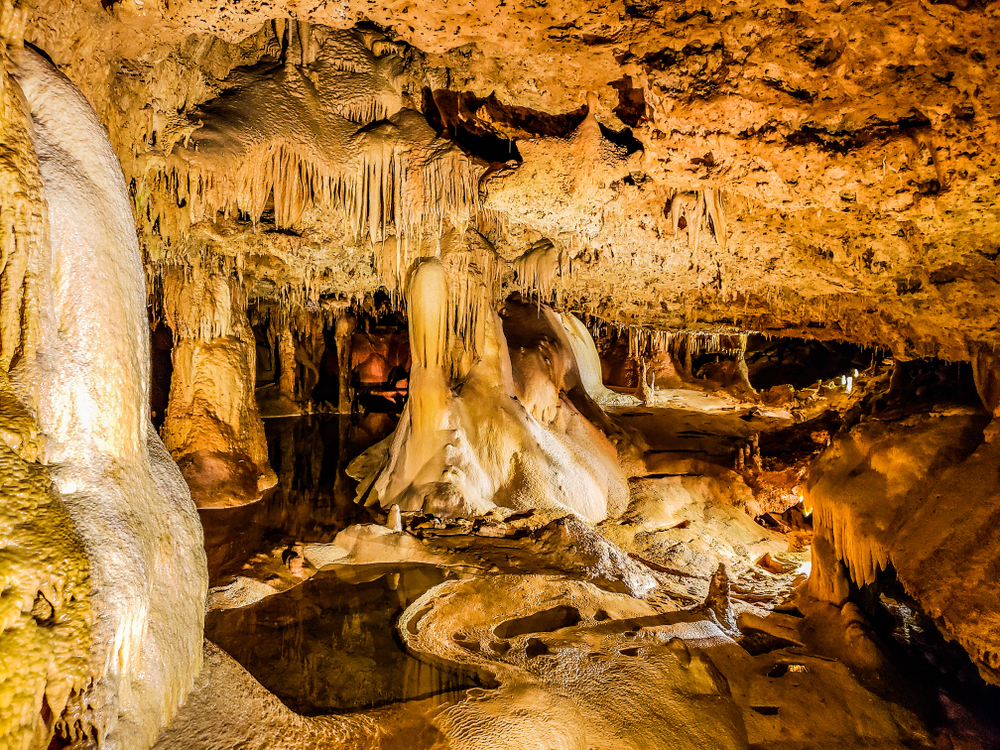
[160,266,276,507]
[2,0,1000,748]
[2,32,206,750]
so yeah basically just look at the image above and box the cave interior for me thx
[1,0,1000,748]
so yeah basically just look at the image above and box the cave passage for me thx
[3,8,1000,750]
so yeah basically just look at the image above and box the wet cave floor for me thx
[188,399,1000,750]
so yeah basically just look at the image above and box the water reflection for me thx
[199,413,481,716]
[205,564,480,713]
[199,413,396,584]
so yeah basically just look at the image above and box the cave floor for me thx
[157,396,1000,750]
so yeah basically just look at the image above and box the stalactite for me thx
[146,115,481,249]
[161,263,241,342]
[807,496,891,590]
[624,325,750,361]
[512,238,561,300]
[442,230,504,379]
[669,188,729,250]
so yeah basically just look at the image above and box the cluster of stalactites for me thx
[443,230,503,379]
[669,188,728,250]
[249,296,352,336]
[160,263,245,342]
[806,492,891,591]
[625,326,749,360]
[373,227,504,381]
[145,134,480,247]
[511,238,562,300]
[373,236,421,309]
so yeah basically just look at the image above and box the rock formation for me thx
[806,409,1000,685]
[352,235,630,522]
[2,37,206,750]
[3,0,1000,748]
[160,265,276,507]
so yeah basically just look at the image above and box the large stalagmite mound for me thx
[2,39,207,750]
[160,265,277,507]
[353,234,631,522]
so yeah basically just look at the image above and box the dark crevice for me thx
[786,110,933,154]
[853,566,1000,741]
[425,87,643,161]
[525,638,551,658]
[423,88,522,163]
[624,0,659,17]
[424,88,588,141]
[762,77,817,102]
[610,75,647,128]
[493,605,581,638]
[598,123,644,155]
[929,0,993,8]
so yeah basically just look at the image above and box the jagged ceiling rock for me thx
[18,0,1000,360]
[157,25,478,240]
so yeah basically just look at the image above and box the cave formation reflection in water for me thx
[185,379,1000,750]
[198,414,394,586]
[205,563,480,713]
[200,414,483,715]
[3,8,1000,749]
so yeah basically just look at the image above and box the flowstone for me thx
[4,44,208,749]
[806,410,1000,685]
[353,235,631,522]
[0,375,90,750]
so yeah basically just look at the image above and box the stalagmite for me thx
[387,504,402,532]
[559,312,640,406]
[335,311,356,413]
[352,231,629,522]
[398,257,451,497]
[0,31,93,750]
[4,44,207,750]
[161,266,276,507]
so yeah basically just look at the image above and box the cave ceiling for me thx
[20,0,1000,361]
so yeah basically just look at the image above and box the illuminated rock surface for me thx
[2,0,1000,748]
[2,36,206,750]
